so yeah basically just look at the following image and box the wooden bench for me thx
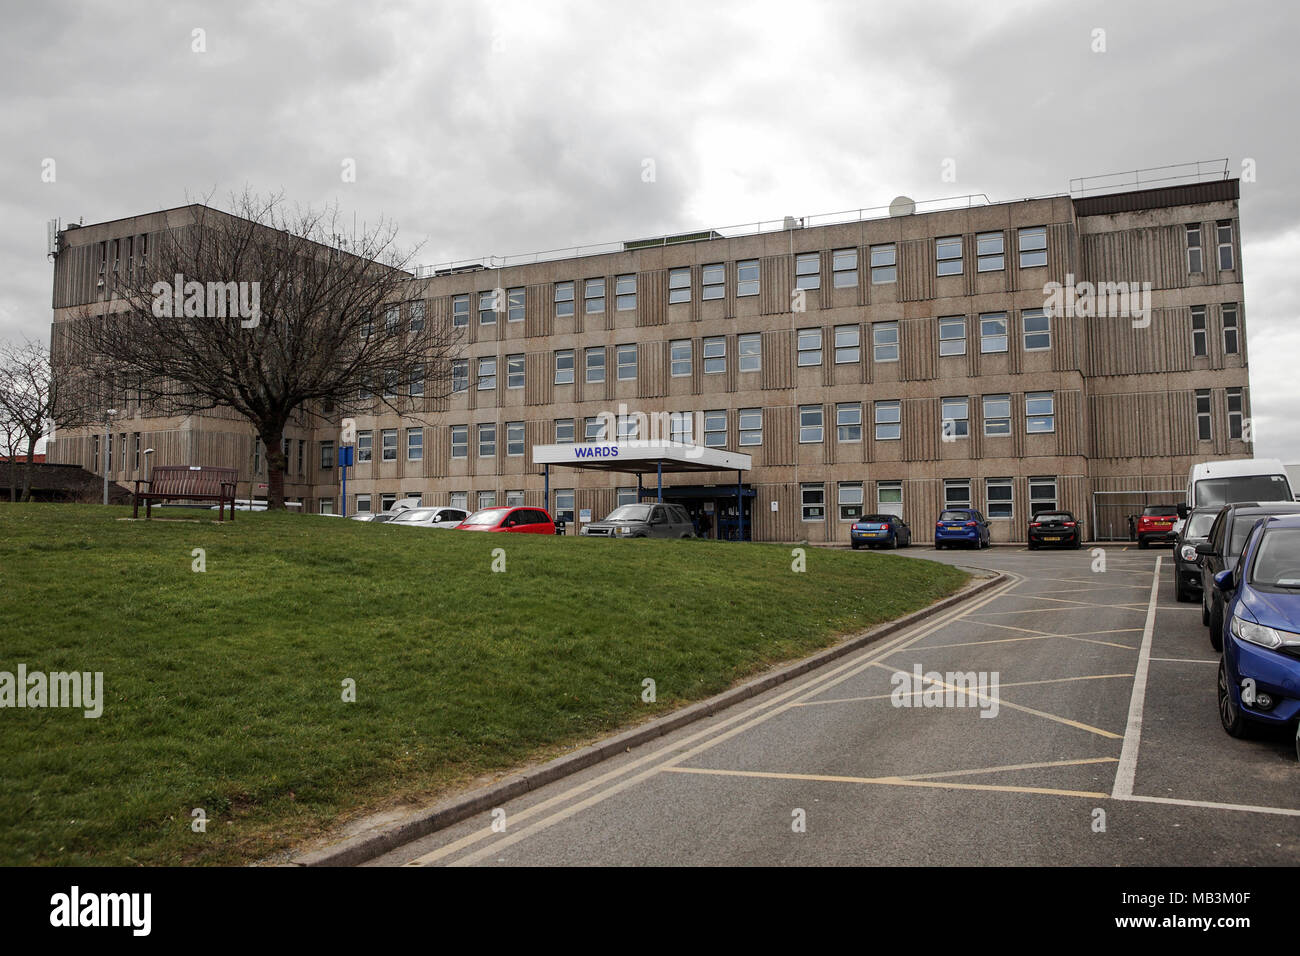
[133,465,239,521]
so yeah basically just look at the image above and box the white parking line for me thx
[1112,555,1162,800]
[1149,657,1217,664]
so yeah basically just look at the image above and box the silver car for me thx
[388,507,469,529]
[580,503,696,539]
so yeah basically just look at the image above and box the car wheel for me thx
[1073,536,1082,550]
[1175,581,1190,603]
[851,542,860,550]
[1027,541,1038,551]
[1201,591,1210,626]
[889,534,898,550]
[1138,537,1148,550]
[1208,598,1224,652]
[1218,657,1250,738]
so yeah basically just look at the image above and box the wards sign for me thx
[573,445,619,459]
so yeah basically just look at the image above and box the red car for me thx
[1136,504,1180,549]
[454,506,557,534]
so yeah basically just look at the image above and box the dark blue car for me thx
[1212,514,1300,760]
[850,513,911,550]
[934,508,991,550]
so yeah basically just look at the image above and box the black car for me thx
[850,513,912,550]
[1027,511,1082,549]
[1171,506,1218,602]
[1196,501,1300,649]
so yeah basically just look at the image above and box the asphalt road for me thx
[370,543,1300,866]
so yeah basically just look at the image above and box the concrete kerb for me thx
[291,568,1006,867]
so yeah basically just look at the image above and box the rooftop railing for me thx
[1068,159,1230,197]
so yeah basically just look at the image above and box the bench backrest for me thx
[149,465,238,498]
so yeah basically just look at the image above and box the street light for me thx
[103,409,117,506]
[143,448,155,484]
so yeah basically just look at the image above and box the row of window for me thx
[1196,387,1247,441]
[1186,221,1235,274]
[1190,303,1241,357]
[801,476,1059,521]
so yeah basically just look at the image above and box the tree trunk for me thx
[20,433,37,502]
[259,424,288,510]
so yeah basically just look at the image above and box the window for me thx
[838,482,864,520]
[134,433,142,471]
[585,347,605,383]
[319,498,334,515]
[703,337,726,374]
[383,368,399,398]
[1227,388,1244,439]
[360,315,374,339]
[1222,303,1239,354]
[452,359,468,393]
[834,247,859,287]
[381,428,397,461]
[450,491,468,512]
[297,439,303,475]
[980,313,1008,353]
[506,490,525,507]
[359,378,372,400]
[983,394,1011,436]
[702,263,725,300]
[877,481,903,518]
[385,306,401,334]
[477,357,496,390]
[944,479,971,509]
[616,415,639,441]
[555,419,575,443]
[795,253,820,290]
[669,411,693,444]
[797,328,823,366]
[670,339,692,377]
[410,365,424,397]
[91,435,99,472]
[939,316,966,356]
[1196,389,1212,440]
[507,287,524,322]
[669,267,691,304]
[451,425,468,458]
[834,325,860,363]
[356,494,372,514]
[410,300,426,331]
[616,343,637,381]
[986,478,1013,518]
[453,295,470,327]
[357,430,373,463]
[836,402,862,442]
[976,232,1005,272]
[381,494,396,512]
[1217,220,1234,271]
[703,410,726,447]
[936,236,963,276]
[736,259,759,297]
[320,441,334,470]
[1186,224,1203,274]
[738,333,761,372]
[554,489,574,523]
[478,491,496,510]
[1022,308,1050,351]
[478,423,496,457]
[616,274,636,311]
[554,281,575,317]
[870,244,896,284]
[616,487,638,507]
[506,421,524,456]
[1029,477,1057,515]
[799,405,824,443]
[554,349,574,385]
[801,483,826,521]
[874,400,901,440]
[584,416,607,441]
[872,322,899,362]
[1026,392,1055,433]
[942,397,969,439]
[585,278,605,314]
[739,407,762,446]
[1018,227,1047,268]
[407,428,423,461]
[479,290,496,325]
[1191,306,1208,357]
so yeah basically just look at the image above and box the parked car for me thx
[850,514,911,550]
[1196,502,1300,649]
[388,507,468,528]
[454,506,557,534]
[934,509,990,550]
[1185,458,1294,512]
[1172,507,1219,602]
[580,502,695,538]
[350,512,396,523]
[1210,514,1300,757]
[1135,505,1180,549]
[1026,511,1081,550]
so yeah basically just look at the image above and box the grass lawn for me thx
[0,504,967,865]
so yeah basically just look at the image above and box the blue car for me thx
[1212,514,1300,760]
[934,508,991,550]
[850,513,912,550]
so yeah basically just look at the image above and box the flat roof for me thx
[532,441,752,474]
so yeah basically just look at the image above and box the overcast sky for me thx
[3,0,1297,460]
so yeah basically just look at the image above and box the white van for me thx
[1184,458,1294,512]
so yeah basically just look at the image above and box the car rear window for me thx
[1142,506,1178,516]
[393,509,436,522]
[939,511,971,522]
[860,515,894,523]
[1035,513,1072,522]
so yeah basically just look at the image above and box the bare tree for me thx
[68,191,457,509]
[0,336,93,501]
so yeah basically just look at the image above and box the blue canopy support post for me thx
[657,462,663,503]
[544,464,550,511]
[737,470,744,541]
[637,472,643,501]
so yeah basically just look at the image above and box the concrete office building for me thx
[47,176,1252,541]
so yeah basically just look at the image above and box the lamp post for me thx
[143,448,154,484]
[102,408,117,505]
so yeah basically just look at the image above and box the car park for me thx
[388,507,468,529]
[1196,501,1300,649]
[1026,511,1081,550]
[1135,504,1180,549]
[1172,507,1219,602]
[454,506,557,534]
[1210,514,1300,758]
[580,503,695,538]
[850,514,911,550]
[934,508,990,550]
